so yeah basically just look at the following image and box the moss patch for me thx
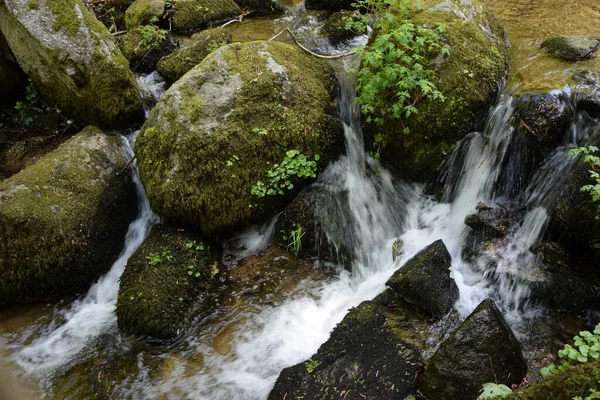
[171,0,240,33]
[124,0,165,30]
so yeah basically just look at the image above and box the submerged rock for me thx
[125,0,165,30]
[0,30,26,107]
[369,0,509,181]
[541,35,600,62]
[0,127,137,304]
[119,26,175,73]
[386,239,458,318]
[418,299,527,400]
[268,301,422,400]
[323,11,358,45]
[0,0,143,127]
[156,28,232,84]
[171,0,241,33]
[136,41,343,238]
[116,225,219,340]
[304,0,354,11]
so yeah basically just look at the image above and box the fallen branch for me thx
[268,28,356,59]
[221,10,251,28]
[111,30,127,36]
[118,156,136,176]
[519,118,537,136]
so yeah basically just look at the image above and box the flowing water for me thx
[1,5,600,400]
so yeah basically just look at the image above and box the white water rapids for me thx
[1,24,598,400]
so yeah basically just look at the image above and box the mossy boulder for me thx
[118,26,175,73]
[0,30,26,107]
[505,358,600,400]
[171,0,240,33]
[124,0,165,30]
[418,299,527,400]
[322,11,358,45]
[136,41,343,238]
[0,0,143,128]
[304,0,354,11]
[156,28,232,84]
[268,301,423,400]
[386,239,459,318]
[541,35,600,62]
[0,127,137,305]
[234,0,284,15]
[116,225,219,340]
[370,0,509,182]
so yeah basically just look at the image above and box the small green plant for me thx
[146,250,173,265]
[541,323,600,377]
[13,79,72,130]
[304,358,321,374]
[187,265,202,278]
[139,18,167,50]
[569,146,600,215]
[251,150,320,197]
[478,382,513,399]
[574,386,600,400]
[184,240,206,252]
[283,223,305,257]
[252,127,268,135]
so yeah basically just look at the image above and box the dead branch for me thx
[221,10,251,28]
[268,28,356,59]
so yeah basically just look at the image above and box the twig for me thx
[118,156,136,175]
[220,10,251,28]
[519,118,537,136]
[111,30,127,36]
[268,28,356,59]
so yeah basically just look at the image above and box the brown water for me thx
[481,0,600,92]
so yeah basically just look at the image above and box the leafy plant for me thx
[187,265,202,278]
[574,386,600,400]
[146,250,173,265]
[541,323,600,377]
[283,223,305,257]
[304,358,321,374]
[478,382,513,399]
[251,150,320,197]
[13,80,73,130]
[184,240,206,252]
[569,146,600,215]
[139,18,167,50]
[252,127,268,136]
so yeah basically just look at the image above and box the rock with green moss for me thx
[171,0,240,33]
[322,10,358,44]
[541,35,600,62]
[124,0,165,30]
[368,0,509,182]
[304,0,354,11]
[506,358,600,400]
[116,225,219,340]
[156,28,232,84]
[418,299,527,400]
[90,0,135,32]
[268,301,423,400]
[0,127,137,305]
[136,41,343,238]
[386,239,458,318]
[0,0,143,128]
[0,30,26,107]
[119,25,174,73]
[235,0,284,15]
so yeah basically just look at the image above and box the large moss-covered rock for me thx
[541,35,600,62]
[418,299,527,400]
[0,0,143,128]
[268,301,423,400]
[0,30,26,107]
[506,358,600,400]
[118,26,174,73]
[124,0,165,30]
[116,225,219,340]
[171,0,240,33]
[371,0,509,181]
[304,0,354,11]
[136,41,343,238]
[235,0,284,15]
[0,127,137,305]
[386,239,459,318]
[156,28,232,84]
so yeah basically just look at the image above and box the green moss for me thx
[118,26,174,72]
[27,0,39,10]
[116,225,219,340]
[46,0,82,36]
[156,28,232,84]
[136,41,342,238]
[124,0,164,30]
[171,0,240,32]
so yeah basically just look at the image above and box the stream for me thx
[1,2,599,399]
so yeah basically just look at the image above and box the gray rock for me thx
[541,35,600,61]
[386,239,459,318]
[418,298,527,400]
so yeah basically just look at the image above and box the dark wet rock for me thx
[156,28,232,84]
[274,185,353,267]
[0,127,137,305]
[465,202,527,240]
[0,0,143,128]
[418,298,527,400]
[119,27,175,73]
[125,0,165,30]
[171,0,241,33]
[323,11,358,45]
[268,301,422,400]
[0,30,26,107]
[235,0,284,15]
[573,70,600,86]
[574,86,600,118]
[304,0,354,11]
[386,239,458,318]
[506,357,600,400]
[116,225,220,340]
[541,35,600,62]
[136,41,343,238]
